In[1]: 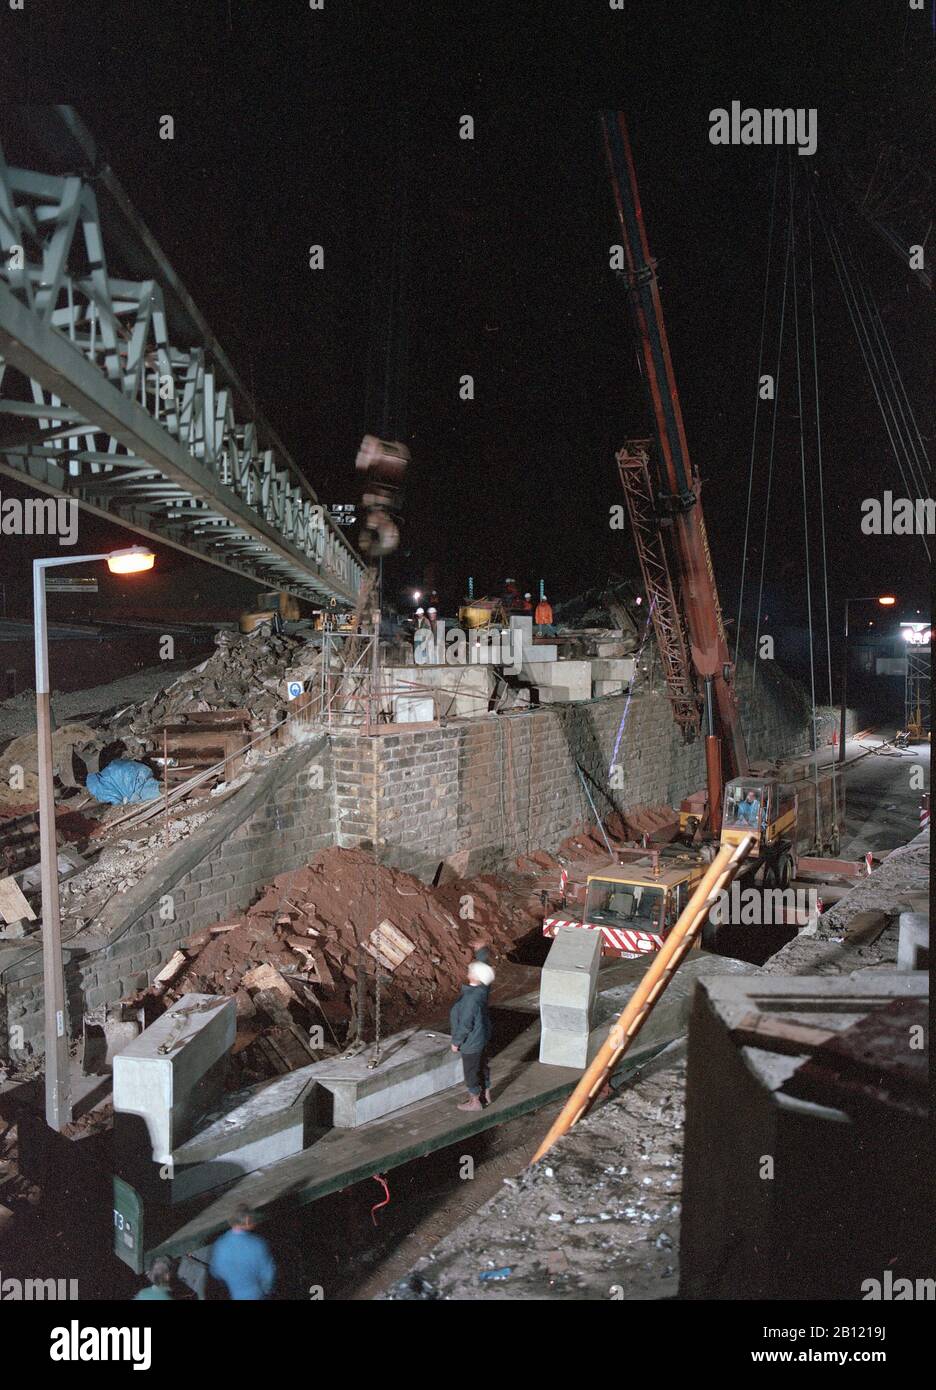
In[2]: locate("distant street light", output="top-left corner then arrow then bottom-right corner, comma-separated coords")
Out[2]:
839,595 -> 898,765
34,546 -> 155,1131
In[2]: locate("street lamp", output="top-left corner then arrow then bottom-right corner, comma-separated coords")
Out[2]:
34,545 -> 154,1131
838,595 -> 896,765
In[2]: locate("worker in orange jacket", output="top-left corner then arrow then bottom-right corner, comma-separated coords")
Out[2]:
534,595 -> 554,631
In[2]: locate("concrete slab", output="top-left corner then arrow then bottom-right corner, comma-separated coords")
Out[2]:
524,644 -> 557,662
897,912 -> 929,970
591,658 -> 636,682
394,695 -> 436,722
166,1066 -> 321,1203
509,615 -> 533,642
113,994 -> 235,1165
680,971 -> 930,1300
381,665 -> 493,719
522,660 -> 592,702
310,1028 -> 462,1127
540,926 -> 601,1069
592,679 -> 624,697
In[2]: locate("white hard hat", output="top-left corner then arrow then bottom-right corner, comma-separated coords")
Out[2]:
468,961 -> 495,986
428,606 -> 437,615
415,607 -> 425,615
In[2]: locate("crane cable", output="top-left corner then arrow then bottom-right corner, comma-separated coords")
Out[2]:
849,239 -> 930,500
806,193 -> 839,839
789,160 -> 824,833
751,168 -> 794,694
813,191 -> 932,562
735,151 -> 781,669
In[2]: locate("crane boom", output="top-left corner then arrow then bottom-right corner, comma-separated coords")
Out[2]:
602,112 -> 749,822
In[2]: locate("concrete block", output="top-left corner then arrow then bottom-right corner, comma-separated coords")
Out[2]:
523,660 -> 592,702
897,912 -> 929,971
524,644 -> 557,662
539,925 -> 601,1069
591,657 -> 636,682
166,1066 -> 320,1203
593,679 -> 625,697
395,695 -> 436,722
680,971 -> 929,1300
509,615 -> 533,642
310,1027 -> 462,1126
113,994 -> 235,1165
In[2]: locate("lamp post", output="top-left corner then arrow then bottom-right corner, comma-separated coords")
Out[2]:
838,594 -> 896,765
34,545 -> 154,1130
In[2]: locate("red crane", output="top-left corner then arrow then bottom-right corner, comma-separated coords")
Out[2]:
602,112 -> 749,831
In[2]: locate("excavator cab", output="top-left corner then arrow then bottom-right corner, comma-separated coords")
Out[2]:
721,776 -> 797,885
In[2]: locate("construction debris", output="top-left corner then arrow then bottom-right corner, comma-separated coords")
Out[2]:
120,845 -> 549,1085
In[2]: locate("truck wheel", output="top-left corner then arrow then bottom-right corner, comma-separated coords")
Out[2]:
777,852 -> 793,889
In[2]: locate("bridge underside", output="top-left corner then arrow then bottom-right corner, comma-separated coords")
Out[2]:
0,106 -> 363,605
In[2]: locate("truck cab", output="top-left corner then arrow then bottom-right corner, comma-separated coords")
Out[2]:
543,855 -> 707,959
720,776 -> 797,885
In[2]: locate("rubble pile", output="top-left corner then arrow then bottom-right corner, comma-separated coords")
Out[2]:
125,846 -> 545,1084
103,629 -> 322,758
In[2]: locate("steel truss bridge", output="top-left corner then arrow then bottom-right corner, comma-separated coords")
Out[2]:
0,106 -> 364,604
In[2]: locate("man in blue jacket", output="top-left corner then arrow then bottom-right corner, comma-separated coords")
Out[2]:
209,1204 -> 276,1300
450,960 -> 495,1111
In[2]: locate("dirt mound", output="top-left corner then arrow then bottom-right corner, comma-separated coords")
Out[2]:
130,846 -> 545,1083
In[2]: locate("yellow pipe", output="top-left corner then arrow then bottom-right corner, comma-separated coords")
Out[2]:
530,834 -> 754,1164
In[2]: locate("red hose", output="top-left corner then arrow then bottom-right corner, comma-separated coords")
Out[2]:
370,1173 -> 390,1226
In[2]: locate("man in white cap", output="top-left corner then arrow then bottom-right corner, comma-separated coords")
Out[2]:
449,959 -> 495,1110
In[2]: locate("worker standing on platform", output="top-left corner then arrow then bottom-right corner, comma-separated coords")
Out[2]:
209,1205 -> 276,1300
450,960 -> 495,1111
534,594 -> 554,632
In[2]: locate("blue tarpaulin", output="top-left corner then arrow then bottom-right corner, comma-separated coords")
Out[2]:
86,758 -> 161,805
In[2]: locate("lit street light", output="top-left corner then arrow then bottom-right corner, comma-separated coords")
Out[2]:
838,595 -> 897,765
34,545 -> 155,1131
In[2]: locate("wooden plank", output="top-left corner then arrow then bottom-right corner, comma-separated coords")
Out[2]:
242,962 -> 293,1002
362,919 -> 415,972
731,1010 -> 836,1056
153,950 -> 187,989
0,876 -> 35,925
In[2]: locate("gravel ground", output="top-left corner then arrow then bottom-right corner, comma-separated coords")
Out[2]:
382,831 -> 928,1301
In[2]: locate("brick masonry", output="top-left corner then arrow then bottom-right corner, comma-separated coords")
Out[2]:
335,660 -> 859,877
1,736 -> 333,1060
0,662 -> 859,1059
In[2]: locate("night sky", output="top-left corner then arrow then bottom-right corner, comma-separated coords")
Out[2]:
3,1 -> 932,659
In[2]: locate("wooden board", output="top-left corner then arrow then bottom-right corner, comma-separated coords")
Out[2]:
363,919 -> 415,972
0,876 -> 35,925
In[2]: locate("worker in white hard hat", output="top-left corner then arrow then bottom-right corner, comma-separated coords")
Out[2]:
427,605 -> 439,639
450,959 -> 495,1111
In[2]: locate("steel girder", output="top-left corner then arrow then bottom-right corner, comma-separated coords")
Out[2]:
0,132 -> 364,603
